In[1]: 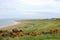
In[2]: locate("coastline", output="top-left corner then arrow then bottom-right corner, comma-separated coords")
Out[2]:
0,21 -> 28,30
0,21 -> 21,28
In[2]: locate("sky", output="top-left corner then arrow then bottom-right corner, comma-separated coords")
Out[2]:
0,0 -> 60,19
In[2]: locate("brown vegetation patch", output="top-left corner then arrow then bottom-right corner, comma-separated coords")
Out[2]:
0,28 -> 60,38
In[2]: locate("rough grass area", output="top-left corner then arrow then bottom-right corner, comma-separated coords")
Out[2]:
1,34 -> 60,40
0,19 -> 60,40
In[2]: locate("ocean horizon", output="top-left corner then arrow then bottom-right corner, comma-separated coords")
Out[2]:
0,19 -> 16,28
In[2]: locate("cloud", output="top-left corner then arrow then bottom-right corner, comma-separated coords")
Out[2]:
55,0 -> 60,1
22,0 -> 51,5
23,0 -> 60,13
0,0 -> 16,8
0,0 -> 60,19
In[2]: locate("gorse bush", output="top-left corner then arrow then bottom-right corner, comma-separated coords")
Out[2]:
0,28 -> 60,38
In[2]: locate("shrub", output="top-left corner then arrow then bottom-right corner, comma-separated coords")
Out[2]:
12,29 -> 19,33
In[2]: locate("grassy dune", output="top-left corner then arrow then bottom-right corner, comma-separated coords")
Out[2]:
0,19 -> 60,40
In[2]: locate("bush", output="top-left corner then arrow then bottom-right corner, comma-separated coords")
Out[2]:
12,29 -> 19,33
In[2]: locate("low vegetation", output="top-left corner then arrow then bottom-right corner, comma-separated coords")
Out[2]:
0,19 -> 60,40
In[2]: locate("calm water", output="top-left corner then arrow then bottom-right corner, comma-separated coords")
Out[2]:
0,19 -> 15,28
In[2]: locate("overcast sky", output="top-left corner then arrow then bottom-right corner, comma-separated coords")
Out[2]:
0,0 -> 60,19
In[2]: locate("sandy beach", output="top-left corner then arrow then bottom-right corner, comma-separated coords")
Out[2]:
0,21 -> 21,28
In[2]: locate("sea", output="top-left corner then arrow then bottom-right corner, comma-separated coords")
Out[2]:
0,19 -> 16,28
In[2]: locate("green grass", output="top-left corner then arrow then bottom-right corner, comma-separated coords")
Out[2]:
21,20 -> 60,32
2,34 -> 60,40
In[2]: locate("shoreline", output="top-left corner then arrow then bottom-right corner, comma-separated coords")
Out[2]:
0,21 -> 21,28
